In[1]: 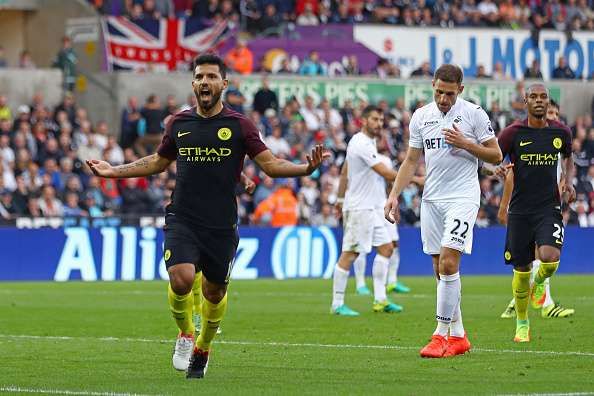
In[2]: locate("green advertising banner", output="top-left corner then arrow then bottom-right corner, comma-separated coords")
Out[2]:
238,76 -> 561,113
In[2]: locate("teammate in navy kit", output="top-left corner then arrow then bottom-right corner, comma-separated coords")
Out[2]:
497,83 -> 575,342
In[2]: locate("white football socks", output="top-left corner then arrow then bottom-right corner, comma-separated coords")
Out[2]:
332,265 -> 349,310
434,272 -> 461,337
387,247 -> 400,285
353,253 -> 367,289
372,254 -> 390,302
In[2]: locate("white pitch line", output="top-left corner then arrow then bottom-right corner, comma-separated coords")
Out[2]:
498,393 -> 594,396
0,385 -> 161,396
1,334 -> 594,357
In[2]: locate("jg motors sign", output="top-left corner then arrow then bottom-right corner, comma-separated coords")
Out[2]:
354,26 -> 594,81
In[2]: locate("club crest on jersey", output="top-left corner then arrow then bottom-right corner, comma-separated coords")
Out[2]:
454,115 -> 462,124
217,127 -> 232,141
164,249 -> 171,261
553,137 -> 562,149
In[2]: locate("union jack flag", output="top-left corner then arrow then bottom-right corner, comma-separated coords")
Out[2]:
101,17 -> 231,71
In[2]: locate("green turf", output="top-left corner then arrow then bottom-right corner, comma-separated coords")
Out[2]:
1,275 -> 593,395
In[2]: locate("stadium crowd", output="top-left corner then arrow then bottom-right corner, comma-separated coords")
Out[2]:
1,80 -> 594,227
90,0 -> 594,33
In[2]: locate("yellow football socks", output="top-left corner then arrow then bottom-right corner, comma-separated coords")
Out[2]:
534,260 -> 559,284
167,284 -> 194,335
193,272 -> 202,314
512,269 -> 531,321
196,293 -> 228,351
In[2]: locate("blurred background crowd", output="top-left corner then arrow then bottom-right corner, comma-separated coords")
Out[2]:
89,0 -> 594,33
1,79 -> 594,227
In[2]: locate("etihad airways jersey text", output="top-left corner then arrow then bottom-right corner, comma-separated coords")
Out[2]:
157,106 -> 267,229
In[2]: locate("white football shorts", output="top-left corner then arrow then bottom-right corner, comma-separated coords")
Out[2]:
420,201 -> 479,255
342,209 -> 392,253
380,209 -> 399,242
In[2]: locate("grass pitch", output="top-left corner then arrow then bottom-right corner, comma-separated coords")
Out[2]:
1,275 -> 593,395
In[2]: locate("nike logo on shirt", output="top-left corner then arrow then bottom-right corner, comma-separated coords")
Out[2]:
177,131 -> 191,137
519,141 -> 533,146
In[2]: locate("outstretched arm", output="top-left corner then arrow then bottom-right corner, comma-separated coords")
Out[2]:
253,145 -> 329,178
384,146 -> 422,223
86,153 -> 173,178
498,169 -> 514,225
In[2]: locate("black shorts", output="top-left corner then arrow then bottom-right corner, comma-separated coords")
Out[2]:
163,216 -> 239,284
504,210 -> 564,266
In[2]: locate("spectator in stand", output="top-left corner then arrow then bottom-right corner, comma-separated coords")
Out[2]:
252,179 -> 298,226
475,64 -> 491,78
310,202 -> 338,226
253,75 -> 278,115
296,3 -> 319,25
410,61 -> 432,77
510,80 -> 527,120
0,95 -> 12,121
18,50 -> 36,69
524,59 -> 543,79
63,191 -> 86,216
300,95 -> 321,132
552,56 -> 577,79
136,94 -> 164,156
332,3 -> 354,23
52,37 -> 78,92
225,77 -> 246,114
492,61 -> 509,80
120,96 -> 141,149
265,126 -> 291,157
299,51 -> 326,76
253,175 -> 275,206
225,39 -> 254,75
37,185 -> 63,217
259,4 -> 281,33
344,55 -> 360,76
120,177 -> 150,214
54,91 -> 77,126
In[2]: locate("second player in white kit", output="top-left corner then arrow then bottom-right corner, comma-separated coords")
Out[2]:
331,106 -> 401,316
384,64 -> 502,357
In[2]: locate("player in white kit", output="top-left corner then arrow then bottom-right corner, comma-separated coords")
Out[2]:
332,106 -> 401,316
352,146 -> 411,305
384,65 -> 503,357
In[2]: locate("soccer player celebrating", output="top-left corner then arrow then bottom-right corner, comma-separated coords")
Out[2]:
332,106 -> 401,316
499,99 -> 575,319
384,64 -> 502,357
87,54 -> 327,379
497,84 -> 575,342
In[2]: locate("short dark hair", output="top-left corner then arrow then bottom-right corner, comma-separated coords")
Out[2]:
362,105 -> 382,119
434,64 -> 463,85
193,53 -> 227,79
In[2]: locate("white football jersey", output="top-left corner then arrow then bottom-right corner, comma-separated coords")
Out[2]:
344,132 -> 384,210
409,98 -> 495,204
374,153 -> 393,209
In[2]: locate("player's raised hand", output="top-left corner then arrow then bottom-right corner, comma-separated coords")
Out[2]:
86,159 -> 116,178
494,163 -> 514,180
384,194 -> 400,224
443,124 -> 470,150
306,144 -> 331,174
244,178 -> 256,194
334,201 -> 343,220
562,183 -> 576,204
